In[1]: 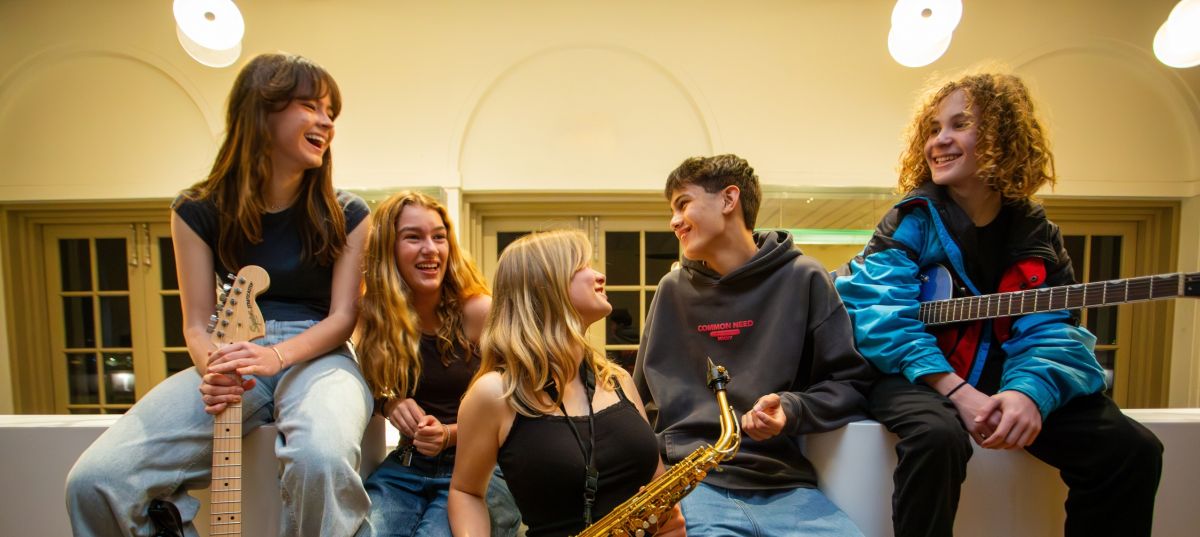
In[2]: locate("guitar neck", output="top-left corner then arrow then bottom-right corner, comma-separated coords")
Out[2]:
919,272 -> 1199,326
210,401 -> 243,536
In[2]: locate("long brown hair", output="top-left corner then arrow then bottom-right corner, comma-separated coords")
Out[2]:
475,230 -> 621,417
357,191 -> 489,399
178,53 -> 347,270
898,72 -> 1056,200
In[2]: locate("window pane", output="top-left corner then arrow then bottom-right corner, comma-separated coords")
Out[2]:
159,237 -> 178,290
645,232 -> 678,285
1062,235 -> 1085,281
59,239 -> 92,291
605,232 -> 639,285
1088,306 -> 1119,345
95,239 -> 129,291
69,408 -> 101,414
162,295 -> 185,347
1089,236 -> 1122,281
103,353 -> 136,405
606,291 -> 640,345
67,353 -> 99,404
63,296 -> 95,348
100,297 -> 132,347
498,232 -> 529,257
166,351 -> 193,376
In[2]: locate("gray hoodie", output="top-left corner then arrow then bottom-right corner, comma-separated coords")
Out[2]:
634,230 -> 875,490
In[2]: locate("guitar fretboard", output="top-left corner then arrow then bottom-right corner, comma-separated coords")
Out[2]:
210,401 -> 242,536
919,272 -> 1199,326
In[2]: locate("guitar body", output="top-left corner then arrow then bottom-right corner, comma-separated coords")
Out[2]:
918,264 -> 955,303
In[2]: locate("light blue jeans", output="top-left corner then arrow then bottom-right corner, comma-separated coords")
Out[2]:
679,482 -> 864,537
356,449 -> 521,537
66,319 -> 373,537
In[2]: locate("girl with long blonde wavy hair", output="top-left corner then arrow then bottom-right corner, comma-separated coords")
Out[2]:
449,230 -> 685,537
355,191 -> 519,537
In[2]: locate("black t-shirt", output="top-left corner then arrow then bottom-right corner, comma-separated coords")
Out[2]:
172,190 -> 369,321
973,207 -> 1012,294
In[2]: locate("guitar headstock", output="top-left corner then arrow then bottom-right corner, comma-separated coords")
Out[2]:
207,265 -> 270,346
1186,272 -> 1200,298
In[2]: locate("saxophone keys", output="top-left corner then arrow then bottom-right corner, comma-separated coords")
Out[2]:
635,530 -> 645,537
648,514 -> 658,525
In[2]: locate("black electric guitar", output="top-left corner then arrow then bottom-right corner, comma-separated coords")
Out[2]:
917,264 -> 1199,325
150,266 -> 270,537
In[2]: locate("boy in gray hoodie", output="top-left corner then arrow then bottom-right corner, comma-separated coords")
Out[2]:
634,154 -> 875,536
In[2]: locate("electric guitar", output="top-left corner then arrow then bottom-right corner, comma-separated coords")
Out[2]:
150,266 -> 270,536
917,264 -> 1199,325
206,266 -> 270,537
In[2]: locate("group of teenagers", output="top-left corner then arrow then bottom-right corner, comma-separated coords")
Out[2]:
64,52 -> 1164,537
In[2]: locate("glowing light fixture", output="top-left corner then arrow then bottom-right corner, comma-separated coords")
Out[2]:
1154,0 -> 1200,68
173,0 -> 245,68
888,0 -> 963,68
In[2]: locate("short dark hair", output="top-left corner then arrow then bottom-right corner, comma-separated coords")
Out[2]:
665,154 -> 761,230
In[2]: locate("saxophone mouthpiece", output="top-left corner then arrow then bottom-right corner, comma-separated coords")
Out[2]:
705,356 -> 730,391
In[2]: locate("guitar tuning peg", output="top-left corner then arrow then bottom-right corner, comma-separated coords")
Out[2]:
216,330 -> 225,338
225,273 -> 236,281
209,314 -> 219,324
224,308 -> 233,316
233,287 -> 242,295
221,283 -> 232,293
237,276 -> 246,284
229,298 -> 238,305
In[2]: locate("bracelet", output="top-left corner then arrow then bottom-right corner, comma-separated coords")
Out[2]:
270,346 -> 287,371
945,380 -> 969,399
439,423 -> 451,453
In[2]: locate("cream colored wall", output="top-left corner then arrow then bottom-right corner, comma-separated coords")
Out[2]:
1171,195 -> 1200,407
1,0 -> 1198,410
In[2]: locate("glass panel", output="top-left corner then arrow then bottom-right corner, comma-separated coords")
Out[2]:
605,232 -> 639,285
59,239 -> 92,291
498,232 -> 529,257
69,408 -> 101,414
645,232 -> 678,285
103,353 -> 136,405
106,408 -> 129,415
1089,236 -> 1122,281
1088,306 -> 1119,345
1062,235 -> 1085,281
67,353 -> 99,404
95,238 -> 129,291
159,237 -> 178,290
607,349 -> 637,372
100,297 -> 132,347
166,351 -> 193,376
1087,236 -> 1121,344
63,296 -> 95,348
606,291 -> 640,345
162,295 -> 185,347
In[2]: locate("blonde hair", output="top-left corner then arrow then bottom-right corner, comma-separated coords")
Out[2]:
476,229 -> 621,416
897,71 -> 1056,200
357,191 -> 489,399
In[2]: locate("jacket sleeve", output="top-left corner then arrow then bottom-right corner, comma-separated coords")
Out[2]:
835,211 -> 954,383
998,232 -> 1106,418
633,291 -> 656,409
779,270 -> 876,436
999,311 -> 1104,418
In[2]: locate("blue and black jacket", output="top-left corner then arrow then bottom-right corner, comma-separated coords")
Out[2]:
834,183 -> 1105,418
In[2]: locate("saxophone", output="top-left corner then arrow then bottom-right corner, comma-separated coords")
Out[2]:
575,358 -> 740,537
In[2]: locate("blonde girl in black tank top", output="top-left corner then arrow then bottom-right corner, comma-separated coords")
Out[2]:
355,191 -> 519,537
448,230 -> 686,537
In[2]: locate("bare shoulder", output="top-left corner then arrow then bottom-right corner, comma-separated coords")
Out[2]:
463,294 -> 493,323
613,367 -> 636,393
463,370 -> 506,408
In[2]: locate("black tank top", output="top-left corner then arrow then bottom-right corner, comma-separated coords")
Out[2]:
497,382 -> 659,537
411,333 -> 477,424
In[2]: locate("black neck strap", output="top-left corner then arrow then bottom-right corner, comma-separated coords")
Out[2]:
548,360 -> 598,525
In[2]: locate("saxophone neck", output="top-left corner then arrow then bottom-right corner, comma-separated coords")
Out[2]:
707,359 -> 741,456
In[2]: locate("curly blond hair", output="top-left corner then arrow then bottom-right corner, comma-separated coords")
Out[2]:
897,72 -> 1056,200
357,191 -> 489,400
